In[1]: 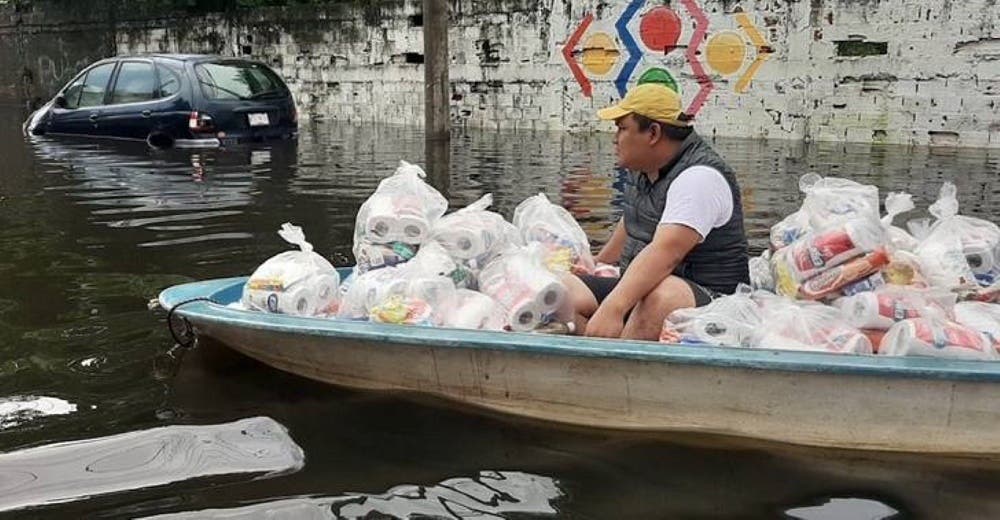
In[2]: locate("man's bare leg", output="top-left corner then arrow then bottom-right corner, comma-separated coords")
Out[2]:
621,276 -> 697,341
560,274 -> 598,335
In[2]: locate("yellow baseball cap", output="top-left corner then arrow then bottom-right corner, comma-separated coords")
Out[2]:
597,83 -> 687,126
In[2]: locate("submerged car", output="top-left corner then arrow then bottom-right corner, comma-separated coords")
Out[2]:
24,54 -> 297,148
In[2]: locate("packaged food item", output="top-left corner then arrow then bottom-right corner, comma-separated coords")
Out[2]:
796,248 -> 890,300
879,318 -> 998,360
242,223 -> 341,317
771,218 -> 886,297
834,287 -> 954,330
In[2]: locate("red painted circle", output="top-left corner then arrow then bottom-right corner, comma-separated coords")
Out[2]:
639,6 -> 682,53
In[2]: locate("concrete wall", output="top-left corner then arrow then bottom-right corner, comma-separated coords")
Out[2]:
2,0 -> 999,147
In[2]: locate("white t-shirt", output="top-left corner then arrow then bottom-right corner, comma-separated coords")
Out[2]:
658,165 -> 734,241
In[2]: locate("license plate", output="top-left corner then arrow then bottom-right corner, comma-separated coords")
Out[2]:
248,113 -> 270,127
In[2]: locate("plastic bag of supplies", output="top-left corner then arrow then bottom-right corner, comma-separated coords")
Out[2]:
352,161 -> 448,273
513,193 -> 596,275
478,244 -> 567,332
432,194 -> 522,272
915,182 -> 1000,289
659,287 -> 763,347
242,223 -> 341,316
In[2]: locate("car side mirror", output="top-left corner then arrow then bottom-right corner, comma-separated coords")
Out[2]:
54,95 -> 67,108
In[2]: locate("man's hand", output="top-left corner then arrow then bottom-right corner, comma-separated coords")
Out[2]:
585,303 -> 626,338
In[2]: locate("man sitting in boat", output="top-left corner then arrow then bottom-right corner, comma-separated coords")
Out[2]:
563,83 -> 750,340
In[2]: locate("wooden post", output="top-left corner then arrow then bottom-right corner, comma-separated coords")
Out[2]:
423,0 -> 451,192
423,0 -> 450,141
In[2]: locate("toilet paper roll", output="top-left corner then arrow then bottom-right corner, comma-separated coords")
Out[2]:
439,228 -> 491,260
505,298 -> 541,332
278,284 -> 319,316
836,293 -> 893,330
528,279 -> 566,313
312,273 -> 341,314
964,242 -> 995,275
398,215 -> 431,244
365,215 -> 401,243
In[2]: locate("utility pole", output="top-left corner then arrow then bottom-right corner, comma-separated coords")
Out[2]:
423,0 -> 451,194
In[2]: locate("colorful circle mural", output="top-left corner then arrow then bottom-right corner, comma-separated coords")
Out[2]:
706,31 -> 746,76
639,6 -> 683,53
580,32 -> 620,76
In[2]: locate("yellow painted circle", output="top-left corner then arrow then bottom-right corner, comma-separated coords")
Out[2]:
581,32 -> 620,76
706,32 -> 746,76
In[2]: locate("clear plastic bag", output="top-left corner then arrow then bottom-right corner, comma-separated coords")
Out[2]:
833,287 -> 955,330
748,250 -> 775,292
915,182 -> 1000,289
755,299 -> 873,355
881,192 -> 920,252
799,173 -> 881,231
769,210 -> 811,251
878,317 -> 998,360
770,217 -> 887,297
438,289 -> 508,331
338,261 -> 457,326
354,242 -> 419,274
953,302 -> 1000,348
432,194 -> 523,272
242,223 -> 341,316
512,193 -> 596,275
407,241 -> 475,288
337,265 -> 409,320
659,286 -> 763,347
353,161 -> 448,263
479,244 -> 567,332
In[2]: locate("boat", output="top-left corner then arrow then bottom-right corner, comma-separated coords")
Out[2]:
158,269 -> 1000,459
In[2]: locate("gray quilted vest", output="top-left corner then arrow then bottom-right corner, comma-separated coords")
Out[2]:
619,132 -> 749,295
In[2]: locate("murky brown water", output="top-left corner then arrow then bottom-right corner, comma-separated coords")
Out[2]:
2,104 -> 1000,518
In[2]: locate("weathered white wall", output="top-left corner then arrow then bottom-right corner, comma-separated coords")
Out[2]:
101,0 -> 1000,147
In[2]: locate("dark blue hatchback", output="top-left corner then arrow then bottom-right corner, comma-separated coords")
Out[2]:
24,54 -> 297,148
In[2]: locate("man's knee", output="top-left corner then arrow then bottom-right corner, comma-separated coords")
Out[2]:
639,276 -> 696,318
561,273 -> 598,317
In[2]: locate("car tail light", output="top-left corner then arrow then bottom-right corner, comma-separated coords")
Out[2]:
188,111 -> 214,133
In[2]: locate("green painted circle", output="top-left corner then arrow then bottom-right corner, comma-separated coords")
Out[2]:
637,67 -> 679,93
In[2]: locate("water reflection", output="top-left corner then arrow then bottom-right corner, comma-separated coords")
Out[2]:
142,470 -> 561,520
0,416 -> 302,514
785,497 -> 900,519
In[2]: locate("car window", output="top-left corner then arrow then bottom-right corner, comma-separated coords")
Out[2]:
157,65 -> 182,98
62,76 -> 86,109
78,63 -> 116,108
195,61 -> 288,100
111,61 -> 156,104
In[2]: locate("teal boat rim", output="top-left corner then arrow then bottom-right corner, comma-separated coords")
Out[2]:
158,275 -> 1000,383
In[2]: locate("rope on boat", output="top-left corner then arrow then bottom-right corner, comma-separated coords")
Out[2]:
165,297 -> 214,348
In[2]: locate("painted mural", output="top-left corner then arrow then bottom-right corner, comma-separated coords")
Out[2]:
562,1 -> 774,117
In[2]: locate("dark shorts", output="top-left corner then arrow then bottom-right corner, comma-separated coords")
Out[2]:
579,274 -> 716,309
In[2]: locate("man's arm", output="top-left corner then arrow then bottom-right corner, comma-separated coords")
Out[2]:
585,223 -> 701,338
595,218 -> 627,265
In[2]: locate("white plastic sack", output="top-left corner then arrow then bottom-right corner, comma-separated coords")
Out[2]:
242,223 -> 341,316
879,317 -> 998,360
512,193 -> 596,275
915,183 -> 1000,289
881,192 -> 920,252
755,299 -> 873,355
769,210 -> 811,251
352,161 -> 448,266
799,173 -> 881,231
438,289 -> 508,331
748,250 -> 775,292
432,194 -> 522,272
338,262 -> 457,325
479,244 -> 567,332
659,287 -> 763,347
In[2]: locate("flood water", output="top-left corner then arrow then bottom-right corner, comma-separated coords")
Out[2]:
2,103 -> 1000,518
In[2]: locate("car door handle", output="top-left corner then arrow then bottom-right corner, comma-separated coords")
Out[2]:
141,110 -> 151,118
88,113 -> 99,121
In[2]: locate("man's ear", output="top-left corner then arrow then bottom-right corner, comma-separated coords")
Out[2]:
647,122 -> 662,145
